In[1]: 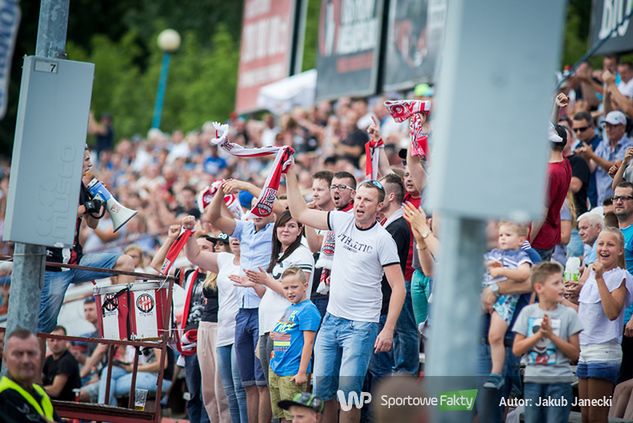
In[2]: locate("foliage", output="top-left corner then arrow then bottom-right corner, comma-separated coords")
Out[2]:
0,0 -> 600,155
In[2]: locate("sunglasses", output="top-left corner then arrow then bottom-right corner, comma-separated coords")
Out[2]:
573,126 -> 589,133
613,195 -> 633,202
359,179 -> 385,192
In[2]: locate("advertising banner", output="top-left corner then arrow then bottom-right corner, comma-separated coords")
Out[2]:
316,0 -> 384,101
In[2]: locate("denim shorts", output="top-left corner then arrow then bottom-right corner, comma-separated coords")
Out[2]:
577,342 -> 622,384
576,361 -> 621,384
312,313 -> 379,401
38,253 -> 119,333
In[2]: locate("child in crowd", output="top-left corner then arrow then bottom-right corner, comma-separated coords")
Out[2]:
483,222 -> 533,389
512,262 -> 582,423
268,267 -> 321,422
576,228 -> 633,423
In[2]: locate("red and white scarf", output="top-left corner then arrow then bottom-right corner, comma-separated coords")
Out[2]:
197,180 -> 243,219
211,123 -> 294,217
364,138 -> 384,180
384,99 -> 431,158
160,228 -> 194,276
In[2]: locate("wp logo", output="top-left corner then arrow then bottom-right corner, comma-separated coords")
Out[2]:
337,390 -> 372,411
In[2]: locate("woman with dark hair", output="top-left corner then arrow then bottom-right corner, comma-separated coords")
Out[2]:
244,210 -> 315,381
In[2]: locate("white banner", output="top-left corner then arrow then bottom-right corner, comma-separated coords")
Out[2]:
0,0 -> 21,119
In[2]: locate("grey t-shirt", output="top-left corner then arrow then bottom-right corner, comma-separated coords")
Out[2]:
512,303 -> 583,384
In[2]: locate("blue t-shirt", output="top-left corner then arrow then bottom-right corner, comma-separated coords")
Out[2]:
621,224 -> 633,322
269,300 -> 321,377
203,156 -> 227,175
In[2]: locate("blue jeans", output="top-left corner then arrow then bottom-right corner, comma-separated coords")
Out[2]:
97,366 -> 171,406
38,253 -> 119,332
523,382 -> 572,423
234,308 -> 266,386
312,296 -> 329,323
185,354 -> 210,423
369,314 -> 392,381
313,313 -> 379,400
217,344 -> 248,423
393,281 -> 419,375
475,341 -> 521,423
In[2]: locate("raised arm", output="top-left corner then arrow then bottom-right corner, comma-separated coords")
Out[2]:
285,166 -> 329,231
182,216 -> 220,273
406,147 -> 425,194
149,224 -> 181,272
223,178 -> 286,215
203,182 -> 237,235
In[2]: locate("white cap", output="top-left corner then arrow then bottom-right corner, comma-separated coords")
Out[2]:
605,110 -> 627,126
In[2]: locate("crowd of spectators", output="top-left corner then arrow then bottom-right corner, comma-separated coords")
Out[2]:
7,54 -> 633,423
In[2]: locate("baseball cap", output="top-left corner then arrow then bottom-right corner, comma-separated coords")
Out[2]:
605,110 -> 627,126
278,392 -> 324,413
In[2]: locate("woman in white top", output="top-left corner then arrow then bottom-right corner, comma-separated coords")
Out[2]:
576,228 -> 633,423
241,210 -> 314,382
183,217 -> 247,423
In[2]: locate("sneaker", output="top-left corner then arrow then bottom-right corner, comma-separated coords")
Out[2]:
483,373 -> 505,389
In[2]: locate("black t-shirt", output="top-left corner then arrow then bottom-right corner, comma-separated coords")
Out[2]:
42,350 -> 81,401
342,129 -> 369,166
46,183 -> 91,271
0,379 -> 61,422
175,268 -> 216,329
380,216 -> 411,315
568,154 -> 590,216
202,282 -> 219,323
96,126 -> 114,152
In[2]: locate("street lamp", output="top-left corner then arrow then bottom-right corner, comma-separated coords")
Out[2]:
151,29 -> 181,129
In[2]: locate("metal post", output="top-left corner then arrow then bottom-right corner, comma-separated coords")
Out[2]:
151,52 -> 171,129
426,216 -> 486,422
4,0 -> 69,342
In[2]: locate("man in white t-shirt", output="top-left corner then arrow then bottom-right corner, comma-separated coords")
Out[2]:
286,166 -> 405,423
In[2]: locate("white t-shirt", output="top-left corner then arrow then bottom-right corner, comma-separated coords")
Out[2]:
327,211 -> 400,322
216,252 -> 242,347
258,245 -> 314,336
619,78 -> 633,98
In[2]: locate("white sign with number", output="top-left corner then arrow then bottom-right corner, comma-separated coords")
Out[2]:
0,0 -> 21,119
34,60 -> 59,74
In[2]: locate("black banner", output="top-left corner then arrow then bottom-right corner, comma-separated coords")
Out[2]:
383,0 -> 446,91
589,0 -> 633,56
316,0 -> 384,101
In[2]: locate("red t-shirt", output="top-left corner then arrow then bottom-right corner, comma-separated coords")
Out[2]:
403,193 -> 421,280
532,159 -> 572,250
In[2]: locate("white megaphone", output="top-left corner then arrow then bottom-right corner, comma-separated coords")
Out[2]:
86,178 -> 138,232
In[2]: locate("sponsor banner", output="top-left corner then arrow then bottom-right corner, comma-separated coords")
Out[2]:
236,0 -> 297,113
316,0 -> 385,100
589,0 -> 633,55
0,0 -> 21,119
383,0 -> 446,91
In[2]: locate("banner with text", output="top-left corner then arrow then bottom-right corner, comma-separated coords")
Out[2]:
236,0 -> 297,113
383,0 -> 446,91
316,0 -> 384,101
589,0 -> 633,56
0,0 -> 21,119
